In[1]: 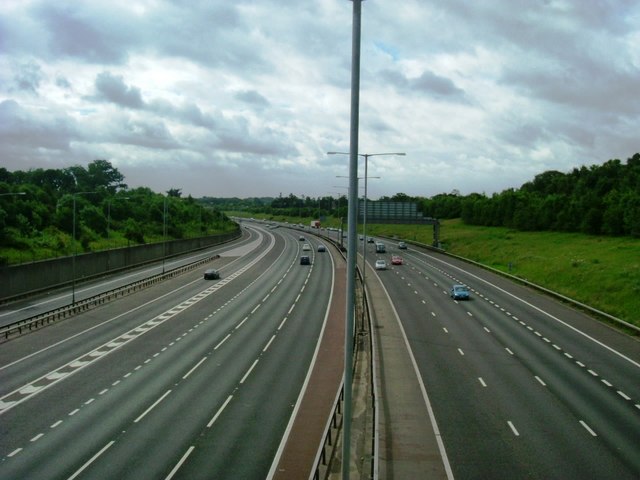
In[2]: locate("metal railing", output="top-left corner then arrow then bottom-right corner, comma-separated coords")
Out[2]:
1,255 -> 220,342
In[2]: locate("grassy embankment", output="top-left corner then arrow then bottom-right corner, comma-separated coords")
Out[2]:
234,213 -> 639,329
1,223 -> 238,265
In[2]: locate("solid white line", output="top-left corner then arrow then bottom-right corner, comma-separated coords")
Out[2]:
207,395 -> 233,428
183,357 -> 207,379
240,359 -> 259,384
580,420 -> 597,436
134,390 -> 171,423
214,334 -> 231,350
67,440 -> 115,480
508,421 -> 520,436
165,446 -> 195,480
267,249 -> 339,480
376,282 -> 460,480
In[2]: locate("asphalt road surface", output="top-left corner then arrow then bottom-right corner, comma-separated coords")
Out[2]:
369,239 -> 640,479
0,225 -> 336,479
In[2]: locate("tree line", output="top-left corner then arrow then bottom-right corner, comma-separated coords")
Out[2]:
211,153 -> 640,238
421,153 -> 640,237
0,160 -> 235,264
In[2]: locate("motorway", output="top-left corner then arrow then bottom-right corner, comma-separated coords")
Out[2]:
0,225 -> 336,479
368,239 -> 640,479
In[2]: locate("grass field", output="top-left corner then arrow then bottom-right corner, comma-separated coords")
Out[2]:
232,213 -> 639,329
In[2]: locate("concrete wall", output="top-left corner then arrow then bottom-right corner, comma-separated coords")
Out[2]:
0,229 -> 240,302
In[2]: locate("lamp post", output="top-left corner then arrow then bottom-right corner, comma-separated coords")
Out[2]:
0,192 -> 27,197
162,196 -> 168,274
71,191 -> 97,304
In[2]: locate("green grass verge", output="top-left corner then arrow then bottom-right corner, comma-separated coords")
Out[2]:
368,219 -> 639,329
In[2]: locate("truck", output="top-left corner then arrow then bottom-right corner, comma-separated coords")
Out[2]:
375,242 -> 386,253
310,220 -> 321,228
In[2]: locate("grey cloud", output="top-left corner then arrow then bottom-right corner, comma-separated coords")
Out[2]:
502,67 -> 640,116
13,61 -> 44,94
94,72 -> 145,109
113,117 -> 181,150
0,99 -> 77,151
234,90 -> 270,109
150,99 -> 217,129
35,3 -> 134,64
380,69 -> 467,102
55,75 -> 71,89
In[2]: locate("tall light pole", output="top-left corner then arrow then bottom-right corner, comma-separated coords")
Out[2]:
71,191 -> 96,304
162,196 -> 168,274
342,1 -> 363,477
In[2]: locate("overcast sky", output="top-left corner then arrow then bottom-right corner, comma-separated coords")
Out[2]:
1,1 -> 639,199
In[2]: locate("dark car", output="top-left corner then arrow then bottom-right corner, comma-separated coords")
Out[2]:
450,284 -> 470,300
204,268 -> 220,280
317,244 -> 326,252
300,255 -> 311,265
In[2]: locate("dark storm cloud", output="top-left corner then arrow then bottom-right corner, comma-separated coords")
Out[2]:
11,61 -> 44,94
380,69 -> 467,102
234,90 -> 270,109
34,3 -> 134,63
94,72 -> 145,109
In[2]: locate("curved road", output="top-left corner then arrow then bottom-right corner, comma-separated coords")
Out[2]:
0,225 -> 336,479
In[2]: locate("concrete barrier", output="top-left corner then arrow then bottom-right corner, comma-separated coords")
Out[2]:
0,229 -> 240,302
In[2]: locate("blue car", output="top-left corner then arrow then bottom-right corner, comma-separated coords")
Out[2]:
450,284 -> 470,300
